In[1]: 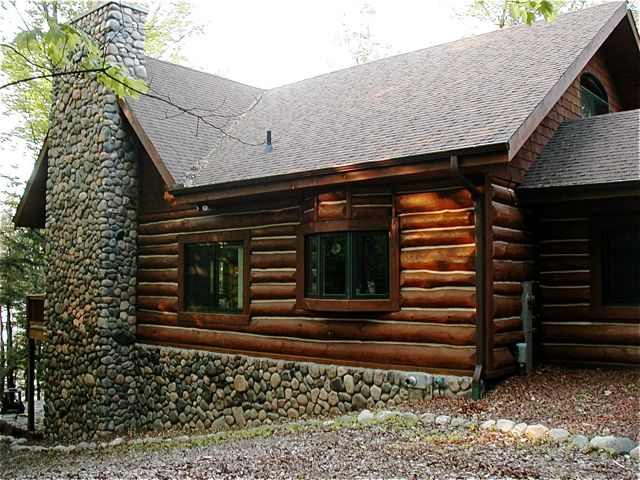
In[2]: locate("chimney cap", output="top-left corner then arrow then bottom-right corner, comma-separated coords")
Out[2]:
72,0 -> 148,24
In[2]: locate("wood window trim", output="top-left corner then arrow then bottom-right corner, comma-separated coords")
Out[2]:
177,230 -> 251,326
590,214 -> 640,320
296,218 -> 400,312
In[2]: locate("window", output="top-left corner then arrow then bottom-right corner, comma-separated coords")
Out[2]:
178,231 -> 250,325
590,215 -> 640,319
305,231 -> 389,299
297,218 -> 399,312
601,227 -> 640,306
581,74 -> 609,117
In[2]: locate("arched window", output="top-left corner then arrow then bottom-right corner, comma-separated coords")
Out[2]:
581,74 -> 609,117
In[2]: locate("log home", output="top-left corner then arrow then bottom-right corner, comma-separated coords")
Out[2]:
14,1 -> 640,440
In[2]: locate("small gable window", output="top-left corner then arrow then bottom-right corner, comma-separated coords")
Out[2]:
580,74 -> 609,117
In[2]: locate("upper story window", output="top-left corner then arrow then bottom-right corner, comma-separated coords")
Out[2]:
581,74 -> 609,117
178,230 -> 250,325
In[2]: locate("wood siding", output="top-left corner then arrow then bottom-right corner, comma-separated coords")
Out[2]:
502,50 -> 623,184
535,200 -> 640,367
137,157 -> 479,374
488,181 -> 536,375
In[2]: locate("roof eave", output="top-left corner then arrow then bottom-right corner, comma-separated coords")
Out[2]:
506,1 -> 630,161
13,138 -> 48,228
517,179 -> 640,204
170,142 -> 510,204
118,98 -> 178,188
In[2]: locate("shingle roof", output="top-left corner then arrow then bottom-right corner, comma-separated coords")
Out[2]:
128,58 -> 263,183
126,2 -> 627,188
521,109 -> 640,189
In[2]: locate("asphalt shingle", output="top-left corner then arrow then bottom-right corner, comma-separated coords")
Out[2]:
521,109 -> 640,189
126,2 -> 626,188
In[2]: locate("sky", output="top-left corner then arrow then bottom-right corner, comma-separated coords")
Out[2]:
0,0 -> 495,188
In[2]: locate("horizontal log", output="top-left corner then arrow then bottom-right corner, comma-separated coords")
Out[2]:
251,225 -> 298,237
251,237 -> 297,252
493,241 -> 535,260
250,301 -> 298,317
138,206 -> 201,224
494,296 -> 521,318
493,347 -> 517,370
351,195 -> 392,206
538,221 -> 588,240
136,325 -> 477,370
318,192 -> 346,202
494,331 -> 524,347
539,287 -> 590,304
493,202 -> 527,230
541,344 -> 640,365
137,314 -> 477,345
401,245 -> 475,271
493,261 -> 535,282
539,270 -> 590,286
251,252 -> 297,269
381,308 -> 475,324
401,271 -> 475,289
491,184 -> 518,205
251,270 -> 297,284
318,202 -> 346,219
492,226 -> 532,244
400,210 -> 474,230
138,234 -> 178,246
493,282 -> 523,295
493,317 -> 523,333
396,190 -> 473,214
138,244 -> 178,256
139,209 -> 300,236
138,308 -> 177,322
539,241 -> 589,255
138,282 -> 177,297
539,256 -> 590,271
401,229 -> 475,248
251,284 -> 297,300
539,305 -> 590,322
138,255 -> 177,269
352,206 -> 392,219
137,295 -> 177,312
138,269 -> 178,283
541,323 -> 640,346
401,289 -> 475,309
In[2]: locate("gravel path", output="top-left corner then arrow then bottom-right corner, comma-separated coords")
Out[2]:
2,366 -> 638,479
3,423 -> 637,479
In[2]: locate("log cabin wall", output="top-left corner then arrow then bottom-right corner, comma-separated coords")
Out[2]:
136,154 -> 480,376
535,200 -> 640,367
488,181 -> 536,376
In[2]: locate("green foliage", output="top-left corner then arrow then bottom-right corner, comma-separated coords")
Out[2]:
338,2 -> 391,65
465,0 -> 601,28
0,0 -> 203,153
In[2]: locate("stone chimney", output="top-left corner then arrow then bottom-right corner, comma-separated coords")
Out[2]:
44,1 -> 146,440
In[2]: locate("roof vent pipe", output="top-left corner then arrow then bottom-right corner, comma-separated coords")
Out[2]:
265,130 -> 273,153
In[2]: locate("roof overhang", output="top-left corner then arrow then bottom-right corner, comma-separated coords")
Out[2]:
168,144 -> 510,205
518,180 -> 640,204
507,2 -> 634,160
13,138 -> 48,228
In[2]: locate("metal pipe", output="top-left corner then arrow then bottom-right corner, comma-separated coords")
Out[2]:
450,155 -> 485,400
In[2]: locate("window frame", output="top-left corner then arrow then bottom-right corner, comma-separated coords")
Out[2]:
590,214 -> 640,320
580,73 -> 609,118
296,218 -> 399,312
178,230 -> 251,326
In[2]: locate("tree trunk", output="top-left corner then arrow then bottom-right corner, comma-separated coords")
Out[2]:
6,303 -> 15,389
0,306 -> 5,393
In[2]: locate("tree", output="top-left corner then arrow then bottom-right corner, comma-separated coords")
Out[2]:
0,0 -> 204,153
463,0 -> 603,29
338,2 -> 391,65
0,173 -> 45,393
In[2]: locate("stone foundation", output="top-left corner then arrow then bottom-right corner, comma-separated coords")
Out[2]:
136,345 -> 472,431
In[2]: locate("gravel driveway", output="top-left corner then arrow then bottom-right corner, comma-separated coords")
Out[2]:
2,366 -> 638,479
